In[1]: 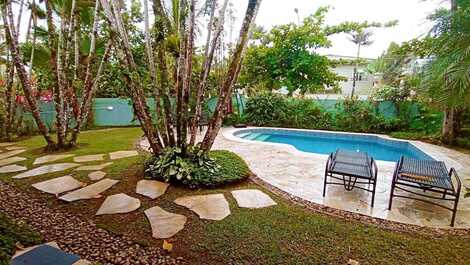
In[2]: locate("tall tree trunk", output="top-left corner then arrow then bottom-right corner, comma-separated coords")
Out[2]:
175,0 -> 188,148
28,0 -> 37,78
351,44 -> 361,98
189,0 -> 228,145
201,0 -> 262,151
2,0 -> 55,148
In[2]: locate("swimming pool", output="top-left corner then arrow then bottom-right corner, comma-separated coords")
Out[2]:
234,128 -> 434,162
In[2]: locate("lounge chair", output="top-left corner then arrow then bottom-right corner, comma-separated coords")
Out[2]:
388,156 -> 461,227
323,149 -> 378,207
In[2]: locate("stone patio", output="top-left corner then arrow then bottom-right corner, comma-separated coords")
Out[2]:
142,127 -> 470,228
145,206 -> 187,239
96,193 -> 141,215
174,194 -> 231,221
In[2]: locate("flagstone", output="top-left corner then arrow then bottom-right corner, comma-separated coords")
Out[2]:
174,194 -> 230,221
0,149 -> 27,160
0,164 -> 27,173
13,163 -> 80,179
33,154 -> 75,165
59,178 -> 119,202
0,142 -> 15,147
88,171 -> 106,181
136,180 -> 169,199
5,146 -> 25,151
96,193 -> 141,215
74,162 -> 113,171
144,206 -> 186,239
0,156 -> 26,166
231,189 -> 277,209
73,154 -> 105,163
109,150 -> 139,160
32,176 -> 85,195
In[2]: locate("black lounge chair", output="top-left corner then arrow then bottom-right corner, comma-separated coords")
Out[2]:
388,156 -> 461,227
323,149 -> 378,207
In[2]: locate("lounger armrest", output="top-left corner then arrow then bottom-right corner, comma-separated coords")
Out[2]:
449,168 -> 461,194
370,158 -> 378,180
326,153 -> 333,172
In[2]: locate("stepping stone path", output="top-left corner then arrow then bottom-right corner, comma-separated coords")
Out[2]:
33,154 -> 75,165
174,194 -> 230,221
73,154 -> 105,163
136,180 -> 169,199
145,206 -> 187,239
88,171 -> 106,181
32,176 -> 85,195
96,193 -> 141,215
109,150 -> 139,160
0,156 -> 26,167
13,163 -> 80,179
231,189 -> 277,209
0,142 -> 15,147
0,164 -> 27,173
5,146 -> 25,151
74,162 -> 113,171
0,149 -> 26,160
59,178 -> 119,202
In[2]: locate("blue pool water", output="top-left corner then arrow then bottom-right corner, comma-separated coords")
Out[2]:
235,129 -> 433,162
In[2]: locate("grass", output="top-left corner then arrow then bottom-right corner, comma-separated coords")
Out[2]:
0,213 -> 42,264
1,128 -> 470,264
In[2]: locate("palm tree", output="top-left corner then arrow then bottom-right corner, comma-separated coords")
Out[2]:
348,29 -> 374,97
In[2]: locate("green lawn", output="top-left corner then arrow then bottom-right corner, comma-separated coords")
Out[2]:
1,128 -> 469,265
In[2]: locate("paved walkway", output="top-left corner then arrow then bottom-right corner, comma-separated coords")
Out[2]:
142,127 -> 470,228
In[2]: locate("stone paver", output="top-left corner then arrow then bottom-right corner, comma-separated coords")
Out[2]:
174,194 -> 230,221
96,193 -> 141,215
0,156 -> 26,167
5,146 -> 25,151
13,163 -> 80,179
32,176 -> 85,195
59,178 -> 119,202
74,162 -> 113,171
33,154 -> 75,165
136,180 -> 169,199
88,171 -> 106,181
73,154 -> 105,163
109,150 -> 139,160
0,142 -> 15,147
0,149 -> 27,160
231,189 -> 277,209
144,206 -> 186,239
0,164 -> 27,173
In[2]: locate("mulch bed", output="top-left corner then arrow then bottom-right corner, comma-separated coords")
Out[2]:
249,175 -> 470,237
0,181 -> 184,265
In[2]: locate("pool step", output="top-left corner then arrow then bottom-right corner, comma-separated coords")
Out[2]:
237,133 -> 250,138
244,133 -> 261,140
256,134 -> 270,141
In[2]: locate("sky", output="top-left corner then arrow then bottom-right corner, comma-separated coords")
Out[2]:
229,0 -> 447,58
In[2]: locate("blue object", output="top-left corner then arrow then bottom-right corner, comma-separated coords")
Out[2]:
11,245 -> 81,265
234,128 -> 433,162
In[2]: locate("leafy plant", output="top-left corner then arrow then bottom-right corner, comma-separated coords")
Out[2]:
244,93 -> 288,127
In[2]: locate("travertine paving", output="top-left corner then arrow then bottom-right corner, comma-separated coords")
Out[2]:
13,163 -> 80,179
136,180 -> 169,199
74,162 -> 113,171
231,189 -> 277,209
60,178 -> 119,202
88,171 -> 106,181
0,156 -> 26,166
0,164 -> 27,173
33,154 -> 75,165
145,206 -> 187,239
96,193 -> 141,215
174,194 -> 230,221
73,154 -> 105,163
109,150 -> 139,160
0,149 -> 27,160
32,176 -> 85,195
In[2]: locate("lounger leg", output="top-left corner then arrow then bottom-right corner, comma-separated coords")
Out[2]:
450,195 -> 460,227
388,181 -> 395,210
323,173 -> 328,197
371,180 -> 376,208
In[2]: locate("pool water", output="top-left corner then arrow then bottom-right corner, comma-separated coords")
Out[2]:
235,129 -> 433,162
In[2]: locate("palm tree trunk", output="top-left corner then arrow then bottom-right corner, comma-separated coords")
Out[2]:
189,0 -> 228,145
2,1 -> 55,148
201,0 -> 262,151
351,44 -> 361,97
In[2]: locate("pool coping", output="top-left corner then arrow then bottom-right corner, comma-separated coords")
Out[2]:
223,127 -> 462,170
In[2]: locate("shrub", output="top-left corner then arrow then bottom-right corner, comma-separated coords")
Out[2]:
0,213 -> 42,263
144,147 -> 249,188
244,93 -> 288,127
284,98 -> 332,129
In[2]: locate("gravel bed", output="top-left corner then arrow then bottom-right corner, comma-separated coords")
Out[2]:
0,181 -> 183,265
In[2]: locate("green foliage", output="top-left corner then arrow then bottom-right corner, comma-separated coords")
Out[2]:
397,102 -> 443,134
0,213 -> 42,264
244,93 -> 288,127
144,147 -> 249,188
371,85 -> 411,103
